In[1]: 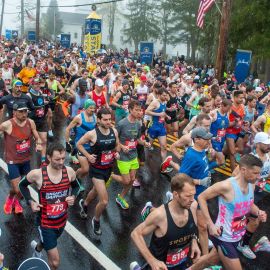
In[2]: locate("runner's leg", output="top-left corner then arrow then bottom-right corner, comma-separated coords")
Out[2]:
47,247 -> 60,270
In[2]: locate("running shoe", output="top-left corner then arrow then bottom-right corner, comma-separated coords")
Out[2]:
70,154 -> 79,164
160,156 -> 172,173
105,174 -> 113,188
203,266 -> 223,270
48,130 -> 54,137
130,261 -> 141,270
163,167 -> 173,173
92,217 -> 102,236
166,191 -> 173,202
116,194 -> 129,209
141,202 -> 153,221
237,243 -> 256,259
3,196 -> 14,215
31,240 -> 43,258
133,179 -> 141,188
79,199 -> 88,219
253,236 -> 270,253
14,198 -> 23,214
235,153 -> 241,163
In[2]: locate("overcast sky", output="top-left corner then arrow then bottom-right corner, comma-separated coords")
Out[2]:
2,0 -> 105,32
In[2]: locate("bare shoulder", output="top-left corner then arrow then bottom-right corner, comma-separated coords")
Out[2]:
27,168 -> 42,182
65,166 -> 76,181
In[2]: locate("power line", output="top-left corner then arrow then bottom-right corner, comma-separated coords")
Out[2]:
3,0 -> 124,14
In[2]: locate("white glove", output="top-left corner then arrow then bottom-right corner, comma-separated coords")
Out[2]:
199,176 -> 211,187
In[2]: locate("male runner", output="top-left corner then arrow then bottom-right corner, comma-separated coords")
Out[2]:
0,102 -> 42,214
187,84 -> 204,120
146,87 -> 170,170
198,154 -> 266,270
111,100 -> 150,209
131,173 -> 218,270
19,143 -> 80,270
252,99 -> 270,134
77,107 -> 119,235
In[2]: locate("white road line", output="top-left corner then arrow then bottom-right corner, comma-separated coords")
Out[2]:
0,158 -> 121,270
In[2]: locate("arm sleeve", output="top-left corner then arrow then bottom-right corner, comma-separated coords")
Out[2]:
18,176 -> 33,203
71,179 -> 80,197
27,96 -> 35,111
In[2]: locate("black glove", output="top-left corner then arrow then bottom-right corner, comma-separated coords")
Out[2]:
66,142 -> 72,153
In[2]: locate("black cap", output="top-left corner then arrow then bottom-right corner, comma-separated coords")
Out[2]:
13,102 -> 28,111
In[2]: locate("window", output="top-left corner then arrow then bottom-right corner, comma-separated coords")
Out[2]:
74,32 -> 78,39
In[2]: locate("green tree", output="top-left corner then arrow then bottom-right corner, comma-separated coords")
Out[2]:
122,0 -> 160,51
42,0 -> 63,39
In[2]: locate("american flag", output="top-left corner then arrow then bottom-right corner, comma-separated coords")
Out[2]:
197,0 -> 215,28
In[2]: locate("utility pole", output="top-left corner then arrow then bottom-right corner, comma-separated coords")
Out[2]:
36,0 -> 40,42
0,0 -> 5,38
215,0 -> 232,81
21,0 -> 24,37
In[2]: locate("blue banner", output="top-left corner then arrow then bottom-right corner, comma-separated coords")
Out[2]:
28,31 -> 36,41
5,30 -> 11,40
235,49 -> 252,83
60,34 -> 71,48
12,30 -> 18,39
140,42 -> 154,65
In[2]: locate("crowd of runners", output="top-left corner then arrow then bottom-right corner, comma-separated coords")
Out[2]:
0,39 -> 270,270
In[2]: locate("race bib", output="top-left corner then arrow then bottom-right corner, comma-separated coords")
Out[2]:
125,139 -> 137,150
166,243 -> 190,267
47,201 -> 67,219
138,94 -> 146,101
159,116 -> 165,123
36,107 -> 45,117
122,100 -> 129,110
231,215 -> 247,237
101,150 -> 115,165
16,139 -> 31,154
216,129 -> 226,142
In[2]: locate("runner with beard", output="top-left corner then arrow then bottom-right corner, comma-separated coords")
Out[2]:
19,143 -> 80,270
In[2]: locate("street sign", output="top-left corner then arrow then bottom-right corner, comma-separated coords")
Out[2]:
140,42 -> 154,65
5,30 -> 11,40
12,30 -> 18,39
27,31 -> 36,41
60,34 -> 71,48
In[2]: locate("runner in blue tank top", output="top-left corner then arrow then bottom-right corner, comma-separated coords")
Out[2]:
146,88 -> 171,172
65,99 -> 96,183
199,154 -> 266,270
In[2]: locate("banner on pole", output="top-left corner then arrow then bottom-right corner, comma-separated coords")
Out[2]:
27,31 -> 36,41
84,11 -> 102,55
5,30 -> 11,40
60,34 -> 71,48
235,49 -> 252,83
140,42 -> 154,65
12,30 -> 19,39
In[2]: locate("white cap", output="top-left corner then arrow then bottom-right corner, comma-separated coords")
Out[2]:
95,78 -> 104,87
186,75 -> 192,80
254,132 -> 270,144
255,87 -> 263,92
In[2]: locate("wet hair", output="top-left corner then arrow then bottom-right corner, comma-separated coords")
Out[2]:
157,87 -> 169,96
246,86 -> 255,94
81,68 -> 88,74
25,59 -> 32,66
221,99 -> 232,107
171,173 -> 195,192
128,99 -> 141,110
196,113 -> 211,124
153,82 -> 161,89
169,82 -> 177,88
246,95 -> 256,103
198,97 -> 211,107
233,90 -> 243,97
47,142 -> 65,157
239,154 -> 263,169
97,107 -> 111,119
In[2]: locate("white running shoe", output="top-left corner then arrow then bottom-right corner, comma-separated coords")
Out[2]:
31,240 -> 42,258
130,261 -> 141,270
253,236 -> 270,253
237,243 -> 256,259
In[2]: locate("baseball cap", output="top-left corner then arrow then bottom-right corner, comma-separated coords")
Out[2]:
191,127 -> 213,140
30,77 -> 41,85
254,132 -> 270,145
95,78 -> 104,87
113,64 -> 119,70
186,75 -> 192,80
13,102 -> 28,111
13,80 -> 23,87
122,79 -> 130,86
255,87 -> 263,92
84,99 -> 96,109
140,75 -> 147,82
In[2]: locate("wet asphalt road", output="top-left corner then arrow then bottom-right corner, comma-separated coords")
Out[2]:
1,111 -> 270,270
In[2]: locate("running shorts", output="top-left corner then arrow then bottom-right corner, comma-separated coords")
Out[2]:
7,160 -> 31,181
148,124 -> 166,139
89,166 -> 112,182
117,158 -> 139,175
